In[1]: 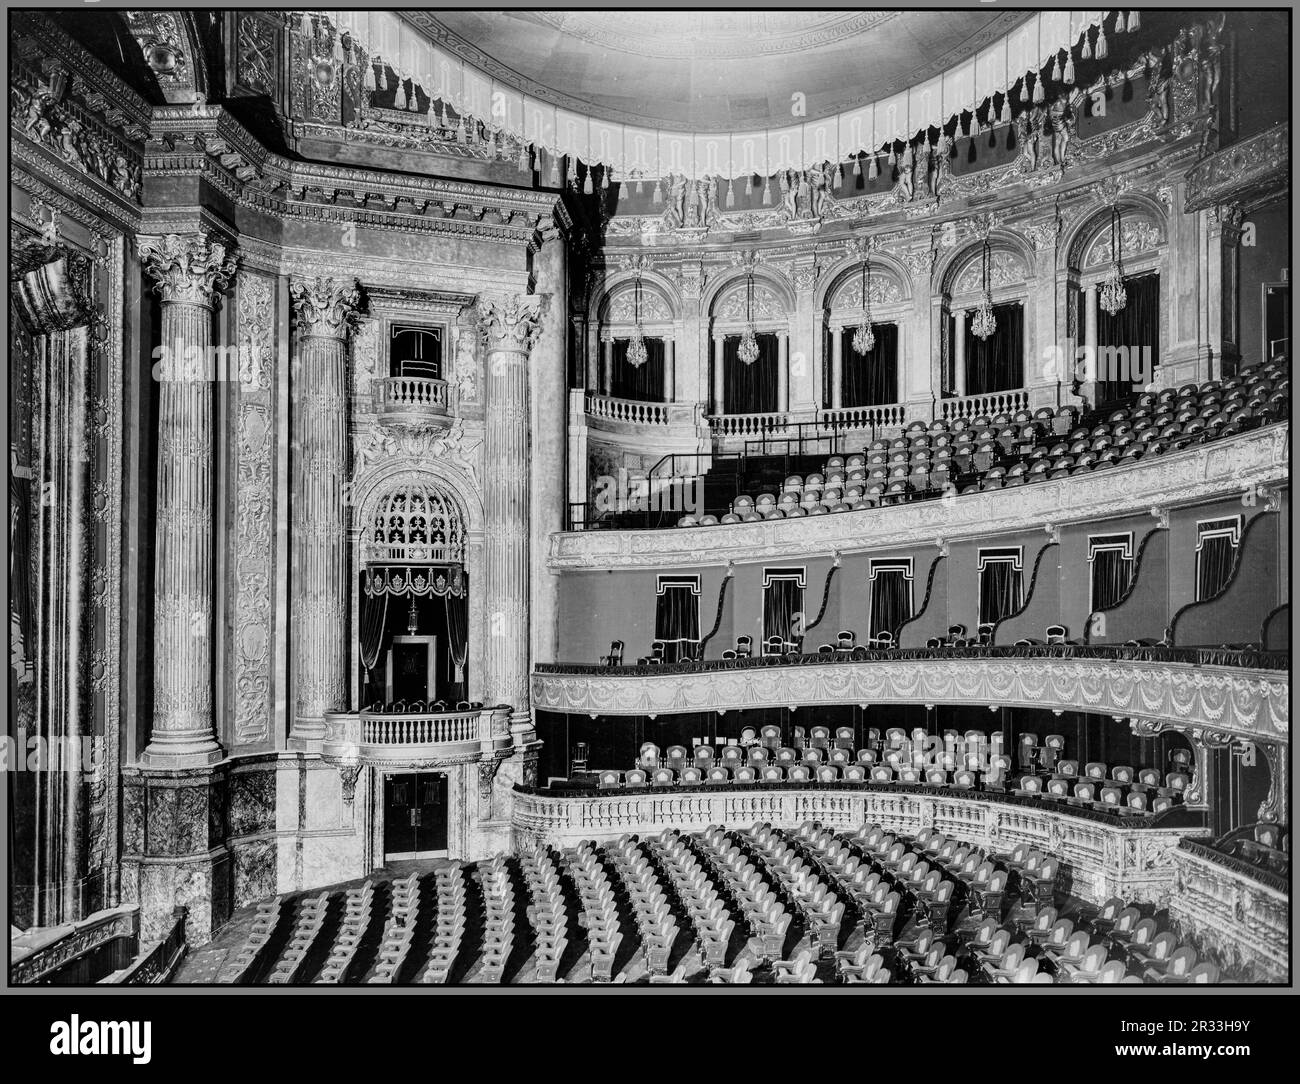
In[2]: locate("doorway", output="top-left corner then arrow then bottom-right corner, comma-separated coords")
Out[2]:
383,772 -> 449,859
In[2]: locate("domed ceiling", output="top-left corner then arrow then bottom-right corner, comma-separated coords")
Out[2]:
401,9 -> 1033,132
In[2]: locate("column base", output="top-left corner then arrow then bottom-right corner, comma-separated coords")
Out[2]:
121,764 -> 231,944
289,714 -> 328,753
139,738 -> 224,769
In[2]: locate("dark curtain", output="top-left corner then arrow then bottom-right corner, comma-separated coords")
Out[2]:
443,590 -> 468,701
1091,550 -> 1133,612
359,590 -> 390,673
843,323 -> 899,407
979,561 -> 1023,625
869,569 -> 911,639
1096,273 -> 1160,405
654,584 -> 700,663
965,302 -> 1024,395
723,332 -> 779,414
1197,536 -> 1237,601
763,579 -> 803,647
611,336 -> 666,402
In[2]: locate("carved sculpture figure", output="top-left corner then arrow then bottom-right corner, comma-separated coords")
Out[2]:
24,91 -> 54,143
1147,54 -> 1173,126
1015,112 -> 1036,171
662,173 -> 688,230
1049,98 -> 1075,166
56,119 -> 85,169
1200,18 -> 1223,109
897,143 -> 915,201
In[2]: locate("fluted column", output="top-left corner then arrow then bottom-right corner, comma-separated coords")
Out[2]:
288,277 -> 362,749
601,334 -> 614,396
479,292 -> 547,734
139,234 -> 237,767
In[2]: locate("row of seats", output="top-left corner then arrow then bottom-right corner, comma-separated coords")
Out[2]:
316,880 -> 374,983
605,838 -> 681,977
415,867 -> 466,984
677,365 -> 1289,527
365,700 -> 481,714
569,842 -> 626,982
368,873 -> 420,983
478,858 -> 515,983
519,850 -> 567,983
217,897 -> 284,984
266,892 -> 329,984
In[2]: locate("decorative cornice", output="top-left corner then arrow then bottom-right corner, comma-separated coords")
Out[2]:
138,233 -> 237,307
532,657 -> 1288,744
550,425 -> 1289,569
289,276 -> 364,338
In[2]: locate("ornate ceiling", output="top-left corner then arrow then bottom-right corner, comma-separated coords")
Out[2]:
404,9 -> 1032,132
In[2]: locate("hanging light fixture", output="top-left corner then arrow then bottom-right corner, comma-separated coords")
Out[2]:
626,266 -> 649,368
971,239 -> 997,340
406,596 -> 419,635
852,253 -> 876,355
737,264 -> 760,366
1099,204 -> 1128,315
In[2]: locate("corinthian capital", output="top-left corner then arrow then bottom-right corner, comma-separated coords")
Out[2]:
139,233 -> 237,306
289,276 -> 364,338
477,291 -> 547,355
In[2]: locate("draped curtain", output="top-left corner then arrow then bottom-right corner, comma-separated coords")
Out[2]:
654,583 -> 700,663
443,590 -> 468,700
1090,550 -> 1133,612
763,579 -> 803,648
1197,536 -> 1237,601
965,302 -> 1024,395
611,336 -> 666,402
869,569 -> 911,639
1096,273 -> 1160,405
979,560 -> 1023,625
723,332 -> 779,414
359,590 -> 390,673
843,323 -> 899,407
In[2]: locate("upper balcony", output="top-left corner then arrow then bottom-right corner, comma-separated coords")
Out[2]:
375,375 -> 450,420
324,704 -> 512,764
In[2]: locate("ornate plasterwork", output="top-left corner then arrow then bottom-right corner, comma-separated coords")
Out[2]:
353,416 -> 483,495
123,10 -> 199,98
604,287 -> 673,324
478,292 -> 547,355
232,274 -> 276,746
289,276 -> 363,337
952,248 -> 1029,296
1168,841 -> 1288,982
1082,217 -> 1165,268
532,657 -> 1287,744
1183,121 -> 1289,215
138,234 -> 237,308
711,281 -> 788,322
552,424 -> 1289,572
828,274 -> 905,312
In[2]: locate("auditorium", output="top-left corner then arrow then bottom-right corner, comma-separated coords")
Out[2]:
7,7 -> 1290,990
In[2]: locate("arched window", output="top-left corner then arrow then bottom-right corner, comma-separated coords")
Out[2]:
365,482 -> 465,566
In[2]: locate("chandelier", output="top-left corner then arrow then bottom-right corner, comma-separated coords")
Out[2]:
852,255 -> 875,355
1099,205 -> 1128,315
626,269 -> 648,368
737,267 -> 760,365
971,240 -> 997,340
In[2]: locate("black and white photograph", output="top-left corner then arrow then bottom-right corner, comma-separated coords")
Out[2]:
3,0 -> 1292,1037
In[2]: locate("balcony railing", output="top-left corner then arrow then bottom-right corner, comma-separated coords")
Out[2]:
707,411 -> 796,440
818,403 -> 907,435
939,389 -> 1031,423
376,376 -> 449,415
585,393 -> 700,429
361,709 -> 486,747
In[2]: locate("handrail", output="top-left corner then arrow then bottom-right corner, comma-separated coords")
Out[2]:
585,392 -> 676,427
939,388 -> 1031,422
10,905 -> 140,985
537,643 -> 1290,675
106,907 -> 188,985
1177,836 -> 1288,894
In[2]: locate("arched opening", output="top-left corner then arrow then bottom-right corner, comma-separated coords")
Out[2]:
944,242 -> 1029,398
358,482 -> 469,710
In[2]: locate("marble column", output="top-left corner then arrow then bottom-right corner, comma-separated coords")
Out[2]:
830,325 -> 844,410
479,291 -> 547,735
712,333 -> 725,415
287,277 -> 362,749
530,228 -> 567,669
1207,203 -> 1244,380
601,335 -> 614,396
777,332 -> 790,413
138,233 -> 237,768
953,310 -> 967,397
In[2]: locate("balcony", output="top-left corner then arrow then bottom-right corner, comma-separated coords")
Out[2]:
324,705 -> 511,763
376,376 -> 450,418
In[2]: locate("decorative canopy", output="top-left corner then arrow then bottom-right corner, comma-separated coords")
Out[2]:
321,9 -> 1119,180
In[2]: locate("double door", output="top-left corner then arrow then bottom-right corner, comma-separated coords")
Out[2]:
383,772 -> 448,858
